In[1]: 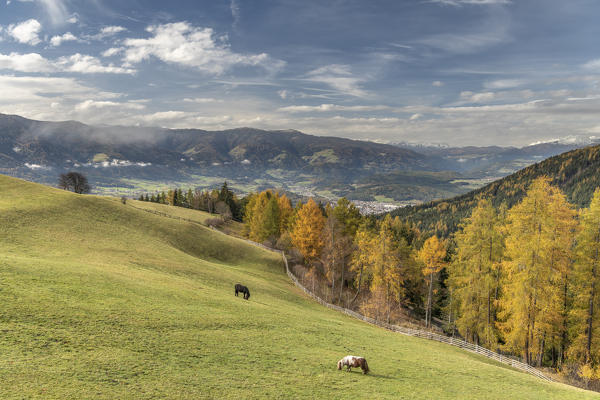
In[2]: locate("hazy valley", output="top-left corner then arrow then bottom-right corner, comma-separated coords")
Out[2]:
2,113 -> 594,210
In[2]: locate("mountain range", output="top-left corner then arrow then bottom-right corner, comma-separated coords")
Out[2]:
1,113 -> 596,203
391,144 -> 600,236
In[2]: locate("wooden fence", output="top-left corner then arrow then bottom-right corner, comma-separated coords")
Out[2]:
127,202 -> 551,382
279,252 -> 552,382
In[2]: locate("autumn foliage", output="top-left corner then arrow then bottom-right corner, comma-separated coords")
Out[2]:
243,177 -> 600,388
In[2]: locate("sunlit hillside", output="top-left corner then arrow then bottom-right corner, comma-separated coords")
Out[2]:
0,175 -> 595,399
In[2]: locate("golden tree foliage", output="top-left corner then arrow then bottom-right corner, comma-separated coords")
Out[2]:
321,207 -> 353,303
418,235 -> 447,328
498,177 -> 576,365
569,188 -> 600,365
290,198 -> 325,264
277,194 -> 293,232
244,190 -> 292,243
449,198 -> 504,347
349,226 -> 377,301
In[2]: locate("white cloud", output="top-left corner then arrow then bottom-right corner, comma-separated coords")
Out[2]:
431,0 -> 511,5
87,26 -> 127,41
25,162 -> 51,170
7,19 -> 42,45
55,54 -> 136,74
0,52 -> 54,72
122,22 -> 284,75
74,100 -> 145,111
49,31 -> 77,46
38,0 -> 68,25
0,75 -> 119,105
230,0 -> 241,27
484,79 -> 526,89
0,51 -> 134,74
66,15 -> 78,24
183,97 -> 223,103
98,25 -> 126,38
432,81 -> 444,87
140,110 -> 188,123
278,90 -> 288,99
102,26 -> 126,35
13,0 -> 68,25
419,9 -> 510,55
582,59 -> 600,71
460,90 -> 496,103
278,103 -> 389,113
304,64 -> 367,97
420,30 -> 507,54
101,47 -> 124,57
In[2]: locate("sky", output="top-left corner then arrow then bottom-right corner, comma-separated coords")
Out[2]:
0,0 -> 600,146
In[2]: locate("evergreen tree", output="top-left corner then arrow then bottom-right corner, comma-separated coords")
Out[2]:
333,197 -> 362,237
186,188 -> 194,208
177,189 -> 184,206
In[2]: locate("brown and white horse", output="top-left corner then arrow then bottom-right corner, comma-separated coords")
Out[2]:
337,355 -> 369,374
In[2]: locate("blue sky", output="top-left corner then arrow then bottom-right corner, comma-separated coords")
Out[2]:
0,0 -> 599,146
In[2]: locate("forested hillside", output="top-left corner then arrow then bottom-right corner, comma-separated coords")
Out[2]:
391,145 -> 600,236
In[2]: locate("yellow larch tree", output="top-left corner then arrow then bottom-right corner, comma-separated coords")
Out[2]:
418,235 -> 447,328
349,225 -> 376,304
569,188 -> 600,366
290,198 -> 325,265
498,177 -> 576,366
449,197 -> 504,347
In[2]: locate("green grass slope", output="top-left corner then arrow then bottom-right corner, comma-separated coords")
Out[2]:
0,175 -> 596,399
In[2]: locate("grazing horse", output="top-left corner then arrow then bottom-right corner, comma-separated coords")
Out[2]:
234,283 -> 250,300
337,355 -> 369,374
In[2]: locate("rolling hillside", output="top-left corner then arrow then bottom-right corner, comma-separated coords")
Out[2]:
391,144 -> 600,236
0,175 -> 596,398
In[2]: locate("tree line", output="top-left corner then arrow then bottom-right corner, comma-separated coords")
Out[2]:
392,145 -> 600,238
242,189 -> 446,332
137,182 -> 245,222
448,176 -> 600,385
244,178 -> 600,387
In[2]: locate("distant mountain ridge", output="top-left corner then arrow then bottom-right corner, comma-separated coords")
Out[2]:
0,113 -> 435,198
2,113 -> 598,204
0,113 -> 426,172
390,144 -> 600,236
395,140 -> 599,177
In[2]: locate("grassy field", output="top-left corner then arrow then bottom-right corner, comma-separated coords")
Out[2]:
0,175 -> 597,399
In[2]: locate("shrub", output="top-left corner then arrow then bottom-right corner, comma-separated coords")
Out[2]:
205,217 -> 224,228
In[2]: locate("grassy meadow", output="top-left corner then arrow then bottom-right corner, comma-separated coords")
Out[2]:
0,174 -> 597,399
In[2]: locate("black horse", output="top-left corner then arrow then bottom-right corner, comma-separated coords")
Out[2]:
235,283 -> 250,300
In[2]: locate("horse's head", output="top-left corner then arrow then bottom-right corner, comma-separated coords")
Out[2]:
337,360 -> 342,370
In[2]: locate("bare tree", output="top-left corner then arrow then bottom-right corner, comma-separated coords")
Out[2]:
215,201 -> 232,221
58,172 -> 91,194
